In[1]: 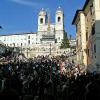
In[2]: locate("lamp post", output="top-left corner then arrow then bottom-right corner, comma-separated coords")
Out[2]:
27,48 -> 28,58
21,43 -> 22,54
27,47 -> 30,58
50,43 -> 51,55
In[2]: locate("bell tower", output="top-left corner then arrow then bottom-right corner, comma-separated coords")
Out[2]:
56,7 -> 64,27
38,8 -> 47,31
55,7 -> 64,43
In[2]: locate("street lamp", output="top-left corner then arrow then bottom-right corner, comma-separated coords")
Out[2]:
50,43 -> 51,55
27,48 -> 28,58
27,47 -> 30,58
21,43 -> 22,54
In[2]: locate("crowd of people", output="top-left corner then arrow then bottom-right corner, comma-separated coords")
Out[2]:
0,55 -> 100,100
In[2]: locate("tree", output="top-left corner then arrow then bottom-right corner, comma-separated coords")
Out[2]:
60,31 -> 70,49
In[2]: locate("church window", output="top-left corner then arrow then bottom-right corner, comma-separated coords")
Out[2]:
13,43 -> 15,46
28,40 -> 30,44
86,32 -> 88,41
58,17 -> 61,22
21,43 -> 22,46
90,4 -> 93,15
58,37 -> 60,40
28,36 -> 30,39
92,24 -> 95,35
40,18 -> 43,24
94,44 -> 96,53
87,49 -> 89,56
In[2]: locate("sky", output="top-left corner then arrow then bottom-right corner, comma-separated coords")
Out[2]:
0,0 -> 86,38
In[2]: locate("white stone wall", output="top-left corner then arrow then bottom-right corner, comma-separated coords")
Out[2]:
0,33 -> 37,47
55,9 -> 64,43
55,11 -> 64,25
55,30 -> 64,43
94,0 -> 100,20
80,13 -> 87,66
91,0 -> 100,71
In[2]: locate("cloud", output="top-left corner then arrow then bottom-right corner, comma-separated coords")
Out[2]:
11,0 -> 39,6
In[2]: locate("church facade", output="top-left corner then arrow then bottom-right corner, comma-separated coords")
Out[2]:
37,7 -> 64,44
0,7 -> 65,57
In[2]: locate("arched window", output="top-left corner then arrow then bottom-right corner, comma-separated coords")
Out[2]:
21,43 -> 22,46
58,17 -> 61,22
28,40 -> 30,44
28,36 -> 30,39
13,43 -> 15,47
40,18 -> 43,24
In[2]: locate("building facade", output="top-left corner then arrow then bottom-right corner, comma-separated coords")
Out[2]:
72,10 -> 87,66
0,7 -> 65,57
72,0 -> 100,72
0,33 -> 37,48
37,7 -> 64,44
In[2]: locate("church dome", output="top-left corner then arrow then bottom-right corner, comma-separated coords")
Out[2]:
56,6 -> 63,14
39,8 -> 46,16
